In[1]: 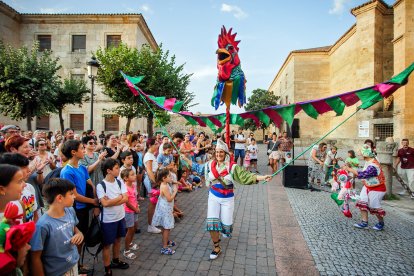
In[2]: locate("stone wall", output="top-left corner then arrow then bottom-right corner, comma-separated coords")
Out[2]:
268,0 -> 413,148
393,0 -> 414,140
0,7 -> 155,132
0,3 -> 20,46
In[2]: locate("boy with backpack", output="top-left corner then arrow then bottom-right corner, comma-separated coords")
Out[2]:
30,178 -> 83,275
97,158 -> 129,276
60,140 -> 98,274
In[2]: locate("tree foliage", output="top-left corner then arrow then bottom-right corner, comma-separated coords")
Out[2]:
244,89 -> 280,132
51,78 -> 90,132
95,43 -> 194,135
0,41 -> 62,130
153,110 -> 171,128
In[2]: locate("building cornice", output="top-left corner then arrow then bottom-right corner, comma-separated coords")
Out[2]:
351,0 -> 393,16
393,0 -> 403,8
0,1 -> 21,22
268,50 -> 329,89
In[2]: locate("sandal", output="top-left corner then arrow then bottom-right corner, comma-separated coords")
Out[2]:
110,260 -> 129,269
161,247 -> 176,255
129,243 -> 139,251
167,240 -> 176,247
209,239 -> 221,260
123,249 -> 137,260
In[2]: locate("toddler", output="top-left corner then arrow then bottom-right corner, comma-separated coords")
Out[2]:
121,168 -> 140,260
151,168 -> 178,255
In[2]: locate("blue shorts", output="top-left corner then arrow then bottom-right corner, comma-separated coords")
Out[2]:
101,218 -> 126,246
234,149 -> 245,159
125,212 -> 138,228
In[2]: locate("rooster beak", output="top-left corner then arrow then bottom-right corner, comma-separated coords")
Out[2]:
216,48 -> 231,65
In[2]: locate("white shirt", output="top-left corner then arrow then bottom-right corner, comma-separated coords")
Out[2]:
144,152 -> 158,173
248,144 -> 258,159
21,183 -> 38,222
324,150 -> 337,166
97,179 -> 127,223
234,134 -> 246,150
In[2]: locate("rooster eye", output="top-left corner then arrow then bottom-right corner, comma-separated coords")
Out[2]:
228,46 -> 234,51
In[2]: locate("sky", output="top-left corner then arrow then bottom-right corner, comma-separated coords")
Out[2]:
4,0 -> 395,114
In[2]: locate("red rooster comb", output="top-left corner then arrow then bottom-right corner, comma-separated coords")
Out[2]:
218,26 -> 240,52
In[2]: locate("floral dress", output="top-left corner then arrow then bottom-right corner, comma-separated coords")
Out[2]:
152,184 -> 174,230
308,145 -> 326,184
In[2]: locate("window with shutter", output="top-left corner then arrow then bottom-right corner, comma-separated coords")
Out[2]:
105,115 -> 119,131
37,35 -> 51,52
107,35 -> 121,48
72,35 -> 86,52
36,115 -> 50,130
70,114 -> 84,131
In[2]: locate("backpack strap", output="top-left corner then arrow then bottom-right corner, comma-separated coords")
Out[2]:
115,178 -> 122,190
97,181 -> 106,222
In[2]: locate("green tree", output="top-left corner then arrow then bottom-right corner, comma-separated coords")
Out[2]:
0,41 -> 62,130
244,89 -> 280,139
51,78 -> 90,132
95,43 -> 194,136
153,110 -> 171,128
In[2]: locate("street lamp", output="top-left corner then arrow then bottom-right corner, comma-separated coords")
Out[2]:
86,56 -> 100,130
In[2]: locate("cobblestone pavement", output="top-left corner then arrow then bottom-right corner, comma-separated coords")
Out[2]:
84,144 -> 414,275
286,188 -> 414,276
87,156 -> 277,275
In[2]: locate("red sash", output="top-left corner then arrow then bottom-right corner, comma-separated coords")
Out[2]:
211,160 -> 235,179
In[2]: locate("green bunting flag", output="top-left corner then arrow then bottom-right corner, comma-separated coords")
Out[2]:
121,62 -> 414,133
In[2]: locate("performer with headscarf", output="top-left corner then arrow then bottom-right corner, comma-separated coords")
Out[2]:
202,139 -> 271,259
344,144 -> 386,231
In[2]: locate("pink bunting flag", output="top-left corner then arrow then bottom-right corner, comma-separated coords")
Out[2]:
164,98 -> 177,110
263,109 -> 283,127
240,113 -> 260,128
311,100 -> 333,114
125,79 -> 139,96
373,83 -> 401,98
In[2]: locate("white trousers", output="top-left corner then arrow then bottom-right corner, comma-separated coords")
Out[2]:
206,192 -> 234,234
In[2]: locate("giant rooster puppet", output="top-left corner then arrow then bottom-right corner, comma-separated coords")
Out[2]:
211,26 -> 246,147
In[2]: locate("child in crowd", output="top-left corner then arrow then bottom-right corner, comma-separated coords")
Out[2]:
247,138 -> 259,173
0,153 -> 39,223
244,154 -> 251,170
157,143 -> 183,218
327,158 -> 341,183
30,179 -> 83,275
121,169 -> 140,260
120,151 -> 137,175
151,168 -> 178,255
97,158 -> 129,276
178,170 -> 193,192
157,143 -> 175,172
60,140 -> 98,274
346,150 -> 359,189
0,163 -> 25,221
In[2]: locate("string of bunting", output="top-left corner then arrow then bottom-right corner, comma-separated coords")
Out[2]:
121,62 -> 414,132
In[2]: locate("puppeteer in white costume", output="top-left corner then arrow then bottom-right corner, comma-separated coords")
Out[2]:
204,139 -> 271,260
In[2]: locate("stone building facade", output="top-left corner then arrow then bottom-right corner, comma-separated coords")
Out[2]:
268,0 -> 413,148
0,1 -> 157,133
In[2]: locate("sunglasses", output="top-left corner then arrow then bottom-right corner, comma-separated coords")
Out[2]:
38,143 -> 46,146
88,141 -> 96,145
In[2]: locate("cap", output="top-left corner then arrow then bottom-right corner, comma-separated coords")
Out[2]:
0,125 -> 19,132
